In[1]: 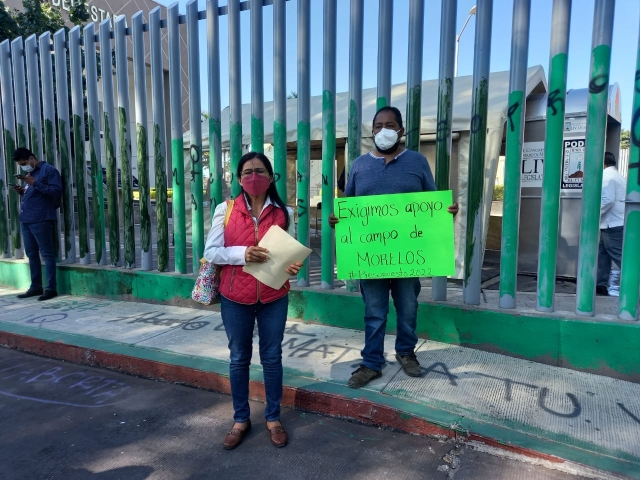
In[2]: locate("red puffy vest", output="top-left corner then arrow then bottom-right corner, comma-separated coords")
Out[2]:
218,197 -> 290,304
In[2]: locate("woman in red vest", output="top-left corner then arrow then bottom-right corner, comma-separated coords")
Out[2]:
204,151 -> 301,450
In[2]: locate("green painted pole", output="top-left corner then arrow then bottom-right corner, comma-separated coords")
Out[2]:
346,0 -> 364,293
536,0 -> 571,312
0,41 -> 16,259
297,0 -> 311,287
39,32 -> 61,262
273,0 -> 288,203
250,0 -> 265,154
115,17 -> 135,269
432,0 -> 457,302
69,27 -> 91,265
150,8 -> 169,272
576,0 -> 615,317
376,0 -> 393,110
499,0 -> 531,309
53,30 -> 76,263
11,37 -> 28,259
99,20 -> 121,267
405,0 -> 424,153
228,0 -> 243,198
84,24 -> 107,265
0,82 -> 8,258
187,0 -> 204,272
618,18 -> 640,321
133,12 -> 152,271
463,0 -> 493,305
207,0 -> 224,218
168,4 -> 186,274
321,0 -> 336,290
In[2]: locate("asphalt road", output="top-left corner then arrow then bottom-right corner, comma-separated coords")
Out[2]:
0,349 -> 594,480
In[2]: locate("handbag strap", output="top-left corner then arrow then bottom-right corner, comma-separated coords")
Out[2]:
224,199 -> 234,228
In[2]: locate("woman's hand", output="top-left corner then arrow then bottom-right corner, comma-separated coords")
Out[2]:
328,213 -> 339,229
245,246 -> 269,263
448,202 -> 459,216
286,261 -> 304,276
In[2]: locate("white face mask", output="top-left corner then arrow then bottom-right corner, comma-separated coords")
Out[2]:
20,164 -> 34,173
374,128 -> 400,151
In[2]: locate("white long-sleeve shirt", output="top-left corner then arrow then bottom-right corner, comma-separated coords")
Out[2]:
600,166 -> 626,229
203,195 -> 295,266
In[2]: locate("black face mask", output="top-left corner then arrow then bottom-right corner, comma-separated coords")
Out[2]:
376,140 -> 401,155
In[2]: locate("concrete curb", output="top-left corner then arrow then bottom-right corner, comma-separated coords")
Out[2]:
0,326 -> 636,479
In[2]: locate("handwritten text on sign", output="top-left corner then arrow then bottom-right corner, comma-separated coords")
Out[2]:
334,191 -> 455,280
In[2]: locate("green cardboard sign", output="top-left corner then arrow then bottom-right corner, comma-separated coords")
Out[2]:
334,190 -> 455,280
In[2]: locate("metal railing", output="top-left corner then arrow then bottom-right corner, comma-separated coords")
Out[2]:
0,0 -> 637,320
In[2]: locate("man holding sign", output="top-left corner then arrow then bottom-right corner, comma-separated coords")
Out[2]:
329,107 -> 458,389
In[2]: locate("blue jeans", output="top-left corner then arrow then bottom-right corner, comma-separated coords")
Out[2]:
597,226 -> 623,287
359,278 -> 421,372
21,221 -> 57,292
220,294 -> 288,423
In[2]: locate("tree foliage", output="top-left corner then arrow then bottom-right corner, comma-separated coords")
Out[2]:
620,129 -> 630,150
0,1 -> 19,43
12,0 -> 65,38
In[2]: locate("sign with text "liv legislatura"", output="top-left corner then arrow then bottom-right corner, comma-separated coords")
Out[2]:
334,191 -> 455,280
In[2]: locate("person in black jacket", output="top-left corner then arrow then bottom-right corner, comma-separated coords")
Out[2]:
11,148 -> 63,301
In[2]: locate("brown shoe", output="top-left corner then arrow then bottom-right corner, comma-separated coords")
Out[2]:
223,419 -> 251,450
266,421 -> 288,448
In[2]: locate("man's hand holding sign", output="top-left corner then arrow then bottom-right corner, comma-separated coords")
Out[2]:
332,191 -> 456,280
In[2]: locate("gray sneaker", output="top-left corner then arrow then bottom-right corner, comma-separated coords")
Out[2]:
348,366 -> 382,389
396,353 -> 421,377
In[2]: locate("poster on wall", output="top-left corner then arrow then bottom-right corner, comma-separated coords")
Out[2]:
561,139 -> 585,190
521,141 -> 545,187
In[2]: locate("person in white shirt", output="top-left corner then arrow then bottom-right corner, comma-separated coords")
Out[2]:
596,152 -> 626,296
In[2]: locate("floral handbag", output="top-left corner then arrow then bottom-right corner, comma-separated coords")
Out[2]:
191,200 -> 234,305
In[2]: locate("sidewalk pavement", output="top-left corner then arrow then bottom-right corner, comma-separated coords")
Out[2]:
0,287 -> 638,479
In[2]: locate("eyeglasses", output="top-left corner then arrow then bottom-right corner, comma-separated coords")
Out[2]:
241,168 -> 268,177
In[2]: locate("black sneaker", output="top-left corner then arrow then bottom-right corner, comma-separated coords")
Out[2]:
596,286 -> 609,296
17,289 -> 43,299
38,290 -> 58,301
396,353 -> 421,377
348,366 -> 382,389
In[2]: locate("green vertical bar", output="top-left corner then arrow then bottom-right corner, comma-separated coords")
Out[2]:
464,79 -> 489,285
297,120 -> 310,282
190,144 -> 204,273
576,44 -> 611,316
88,116 -> 105,264
618,37 -> 640,320
58,120 -> 73,261
273,119 -> 287,202
230,122 -> 242,198
209,117 -> 223,219
537,53 -> 568,311
137,123 -> 151,263
119,107 -> 135,268
104,113 -> 120,266
435,79 -> 453,190
321,90 -> 335,288
346,99 -> 361,293
405,86 -> 421,152
251,116 -> 264,153
4,131 -> 19,255
500,90 -> 524,304
73,114 -> 89,262
43,118 -> 60,259
171,137 -> 186,273
154,124 -> 169,272
376,96 -> 387,110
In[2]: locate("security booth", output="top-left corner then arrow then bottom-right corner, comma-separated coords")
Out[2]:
517,84 -> 622,278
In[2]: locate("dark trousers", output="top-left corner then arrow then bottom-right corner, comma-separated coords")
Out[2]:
21,221 -> 57,292
597,226 -> 623,288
